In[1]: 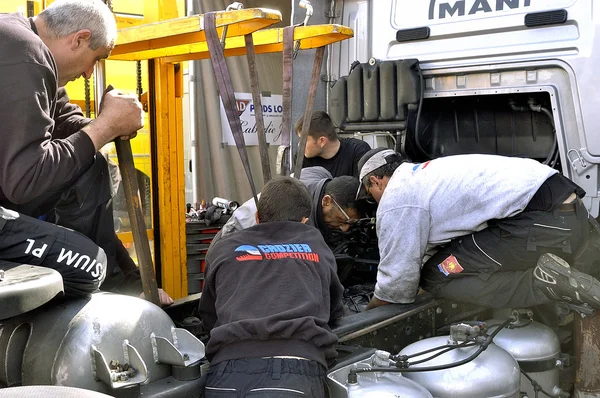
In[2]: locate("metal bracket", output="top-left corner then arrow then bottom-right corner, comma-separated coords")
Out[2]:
293,0 -> 314,58
151,327 -> 206,366
299,0 -> 314,26
221,2 -> 245,48
321,74 -> 337,83
91,340 -> 148,389
557,352 -> 570,369
567,148 -> 592,175
567,302 -> 595,318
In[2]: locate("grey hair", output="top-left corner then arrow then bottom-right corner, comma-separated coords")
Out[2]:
39,0 -> 117,50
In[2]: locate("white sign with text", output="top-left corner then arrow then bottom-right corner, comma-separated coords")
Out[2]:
220,92 -> 284,146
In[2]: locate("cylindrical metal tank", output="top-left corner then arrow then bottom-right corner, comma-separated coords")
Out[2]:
327,353 -> 432,398
487,317 -> 566,398
0,292 -> 205,396
399,336 -> 521,397
0,386 -> 113,397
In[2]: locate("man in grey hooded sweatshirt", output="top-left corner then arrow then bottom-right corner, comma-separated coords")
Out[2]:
357,148 -> 600,313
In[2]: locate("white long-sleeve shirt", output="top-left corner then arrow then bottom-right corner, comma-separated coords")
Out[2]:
375,154 -> 557,303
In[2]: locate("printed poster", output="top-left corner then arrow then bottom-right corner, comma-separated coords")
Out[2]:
220,92 -> 284,146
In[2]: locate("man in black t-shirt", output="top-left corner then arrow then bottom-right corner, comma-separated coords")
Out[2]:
297,111 -> 371,177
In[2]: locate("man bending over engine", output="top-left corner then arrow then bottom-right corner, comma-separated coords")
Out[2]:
212,167 -> 361,247
357,148 -> 600,312
200,177 -> 344,398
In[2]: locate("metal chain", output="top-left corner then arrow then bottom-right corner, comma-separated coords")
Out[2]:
84,77 -> 91,118
86,0 -> 112,118
136,61 -> 142,101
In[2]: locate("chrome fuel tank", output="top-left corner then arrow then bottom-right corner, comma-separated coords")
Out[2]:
399,336 -> 521,397
487,316 -> 567,398
0,292 -> 205,396
327,352 -> 432,398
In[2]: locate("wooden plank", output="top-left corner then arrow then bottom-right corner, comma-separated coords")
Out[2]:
111,8 -> 282,57
110,24 -> 354,62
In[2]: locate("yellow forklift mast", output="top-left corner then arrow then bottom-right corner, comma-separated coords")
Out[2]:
110,6 -> 352,299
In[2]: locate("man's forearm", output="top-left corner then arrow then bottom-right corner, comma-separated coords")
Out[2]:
81,120 -> 114,151
366,296 -> 391,310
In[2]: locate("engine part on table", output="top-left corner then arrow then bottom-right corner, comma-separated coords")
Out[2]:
212,197 -> 239,213
203,205 -> 224,226
487,309 -> 570,398
0,292 -> 205,396
397,321 -> 521,397
327,351 -> 432,398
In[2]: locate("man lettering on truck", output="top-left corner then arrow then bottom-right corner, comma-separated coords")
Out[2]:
200,177 -> 344,398
0,0 -> 172,303
298,110 -> 371,178
357,148 -> 600,312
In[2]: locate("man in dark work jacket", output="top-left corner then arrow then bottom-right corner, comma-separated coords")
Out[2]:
0,0 -> 172,302
200,177 -> 344,398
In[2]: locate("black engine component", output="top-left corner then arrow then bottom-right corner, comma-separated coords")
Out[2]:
325,218 -> 379,287
329,59 -> 421,132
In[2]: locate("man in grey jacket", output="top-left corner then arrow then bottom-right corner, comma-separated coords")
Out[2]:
0,0 -> 173,304
216,167 -> 361,243
357,148 -> 600,312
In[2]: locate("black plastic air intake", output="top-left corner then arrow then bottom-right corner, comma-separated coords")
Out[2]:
329,59 -> 421,132
396,27 -> 430,43
525,9 -> 568,27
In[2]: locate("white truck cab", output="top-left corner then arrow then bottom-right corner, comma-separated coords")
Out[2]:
329,0 -> 600,214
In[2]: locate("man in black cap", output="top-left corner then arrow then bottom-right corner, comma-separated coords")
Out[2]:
357,148 -> 600,313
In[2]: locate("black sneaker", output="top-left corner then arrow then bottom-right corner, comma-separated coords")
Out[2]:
534,253 -> 600,311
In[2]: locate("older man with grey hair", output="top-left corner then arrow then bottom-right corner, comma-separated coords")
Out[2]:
0,0 -> 172,304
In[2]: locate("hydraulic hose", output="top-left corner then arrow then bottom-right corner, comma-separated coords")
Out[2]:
347,317 -> 514,382
509,100 -> 557,166
413,64 -> 431,159
535,105 -> 557,165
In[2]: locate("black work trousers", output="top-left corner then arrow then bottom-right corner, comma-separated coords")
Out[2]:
204,358 -> 327,398
1,153 -> 137,295
421,199 -> 591,309
0,209 -> 107,296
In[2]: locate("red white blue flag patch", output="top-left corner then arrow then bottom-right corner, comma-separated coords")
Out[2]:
438,255 -> 464,276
